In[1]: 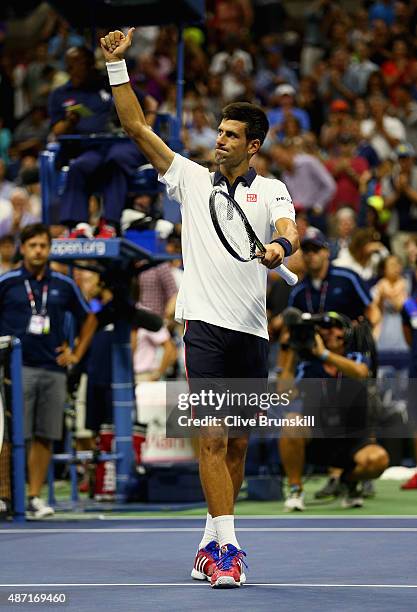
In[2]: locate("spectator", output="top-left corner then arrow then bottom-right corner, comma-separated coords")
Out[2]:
368,20 -> 391,67
349,41 -> 379,97
325,133 -> 369,213
183,107 -> 217,160
369,1 -> 395,26
297,76 -> 325,137
328,206 -> 357,260
395,86 -> 417,154
133,326 -> 177,382
372,254 -> 409,352
333,227 -> 389,283
0,117 -> 12,164
383,143 -> 417,258
381,39 -> 417,103
0,223 -> 96,518
11,105 -> 49,158
0,159 -> 14,201
0,188 -> 39,238
47,17 -> 84,69
318,48 -> 356,105
320,99 -> 352,150
267,85 -> 310,136
361,95 -> 406,161
0,234 -> 16,274
270,141 -> 336,231
138,261 -> 178,320
255,46 -> 298,103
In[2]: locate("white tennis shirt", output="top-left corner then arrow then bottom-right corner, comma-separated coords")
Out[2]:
159,154 -> 295,339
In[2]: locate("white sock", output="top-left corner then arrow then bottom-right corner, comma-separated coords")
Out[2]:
213,515 -> 240,549
198,513 -> 218,549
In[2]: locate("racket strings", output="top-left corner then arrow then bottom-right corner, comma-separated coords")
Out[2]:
212,192 -> 255,261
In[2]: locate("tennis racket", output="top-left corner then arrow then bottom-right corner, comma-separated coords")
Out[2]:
209,188 -> 298,286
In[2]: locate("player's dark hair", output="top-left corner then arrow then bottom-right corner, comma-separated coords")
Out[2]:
221,102 -> 269,146
20,223 -> 52,245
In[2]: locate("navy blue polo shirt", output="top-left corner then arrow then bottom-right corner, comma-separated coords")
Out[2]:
0,266 -> 90,371
48,77 -> 113,134
288,265 -> 371,321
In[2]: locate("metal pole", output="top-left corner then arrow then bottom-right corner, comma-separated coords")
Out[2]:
10,339 -> 25,522
111,319 -> 134,502
174,23 -> 185,151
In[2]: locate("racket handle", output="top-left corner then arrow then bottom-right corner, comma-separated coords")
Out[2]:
276,264 -> 298,286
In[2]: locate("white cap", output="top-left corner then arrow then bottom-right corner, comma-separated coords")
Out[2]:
275,84 -> 296,97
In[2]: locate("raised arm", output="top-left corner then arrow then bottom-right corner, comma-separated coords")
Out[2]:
100,28 -> 174,175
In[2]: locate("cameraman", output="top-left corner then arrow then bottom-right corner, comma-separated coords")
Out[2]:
278,311 -> 389,511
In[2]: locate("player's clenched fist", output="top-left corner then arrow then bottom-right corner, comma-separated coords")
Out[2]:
100,27 -> 135,62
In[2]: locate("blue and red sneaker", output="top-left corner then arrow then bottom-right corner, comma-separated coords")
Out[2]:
191,541 -> 220,581
210,544 -> 247,588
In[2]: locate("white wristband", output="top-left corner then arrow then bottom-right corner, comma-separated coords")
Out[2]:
106,60 -> 129,86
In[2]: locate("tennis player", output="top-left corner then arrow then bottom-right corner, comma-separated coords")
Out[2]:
101,28 -> 299,588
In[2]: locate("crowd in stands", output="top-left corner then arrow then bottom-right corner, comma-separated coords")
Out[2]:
0,0 -> 417,504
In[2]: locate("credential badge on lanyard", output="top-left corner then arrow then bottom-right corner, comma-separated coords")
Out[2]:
25,279 -> 50,335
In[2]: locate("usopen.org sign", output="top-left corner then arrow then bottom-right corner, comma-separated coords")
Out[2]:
51,239 -> 107,258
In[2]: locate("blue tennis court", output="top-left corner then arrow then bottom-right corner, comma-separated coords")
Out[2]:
1,516 -> 416,611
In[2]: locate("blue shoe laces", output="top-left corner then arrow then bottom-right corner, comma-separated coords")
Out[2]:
216,545 -> 248,571
203,541 -> 220,559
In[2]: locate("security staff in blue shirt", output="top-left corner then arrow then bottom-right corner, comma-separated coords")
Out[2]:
0,223 -> 97,518
288,228 -> 380,326
48,46 -> 157,235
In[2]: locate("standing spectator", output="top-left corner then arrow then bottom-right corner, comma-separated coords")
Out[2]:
383,143 -> 417,259
318,48 -> 357,104
47,18 -> 84,69
361,95 -> 406,161
0,118 -> 12,164
349,41 -> 379,96
270,142 -> 336,231
0,224 -> 96,518
372,255 -> 409,352
325,133 -> 369,213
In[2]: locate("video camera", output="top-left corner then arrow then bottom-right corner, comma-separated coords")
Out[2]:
282,307 -> 352,359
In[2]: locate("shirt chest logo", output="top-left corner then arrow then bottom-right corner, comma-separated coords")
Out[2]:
246,193 -> 257,203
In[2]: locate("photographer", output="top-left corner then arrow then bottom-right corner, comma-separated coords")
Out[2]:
278,310 -> 389,511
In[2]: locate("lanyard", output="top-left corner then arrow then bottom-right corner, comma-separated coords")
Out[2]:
305,280 -> 328,314
24,280 -> 48,316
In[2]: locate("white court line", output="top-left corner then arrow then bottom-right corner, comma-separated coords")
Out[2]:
94,514 -> 417,520
2,527 -> 417,534
0,583 -> 416,589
